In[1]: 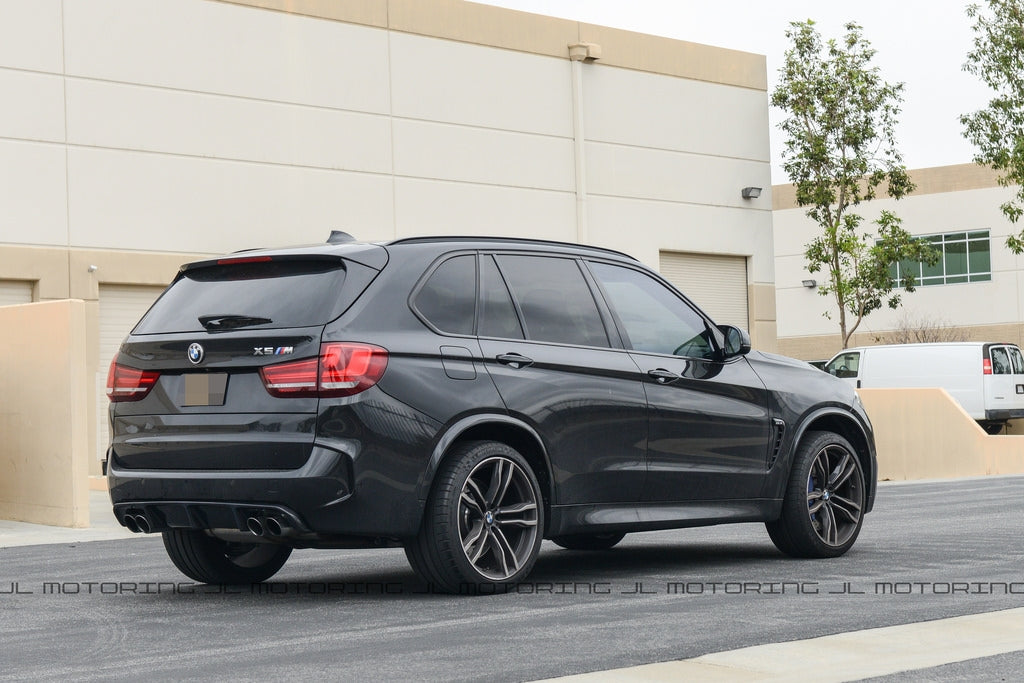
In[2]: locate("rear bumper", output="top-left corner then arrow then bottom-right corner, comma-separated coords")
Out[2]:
108,443 -> 422,540
984,409 -> 1024,421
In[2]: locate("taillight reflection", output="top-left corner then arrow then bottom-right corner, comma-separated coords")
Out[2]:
106,359 -> 160,402
260,343 -> 388,398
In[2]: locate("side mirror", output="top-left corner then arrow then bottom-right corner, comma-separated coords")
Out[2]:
718,325 -> 751,358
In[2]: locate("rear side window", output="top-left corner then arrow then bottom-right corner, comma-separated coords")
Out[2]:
496,255 -> 609,348
479,255 -> 524,340
413,254 -> 476,335
990,346 -> 1012,375
133,259 -> 347,334
1009,347 -> 1024,375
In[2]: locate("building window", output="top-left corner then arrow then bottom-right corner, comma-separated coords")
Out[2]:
889,230 -> 991,286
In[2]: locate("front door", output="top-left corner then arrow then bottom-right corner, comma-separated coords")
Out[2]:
586,260 -> 771,502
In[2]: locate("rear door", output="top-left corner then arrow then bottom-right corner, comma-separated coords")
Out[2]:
984,344 -> 1024,419
477,253 -> 648,505
109,255 -> 377,471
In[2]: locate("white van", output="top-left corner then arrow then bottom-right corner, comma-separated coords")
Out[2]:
824,342 -> 1024,433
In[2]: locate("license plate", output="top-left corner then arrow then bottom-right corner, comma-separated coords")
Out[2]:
182,373 -> 228,406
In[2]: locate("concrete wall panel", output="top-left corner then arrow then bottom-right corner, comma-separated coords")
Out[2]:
393,119 -> 574,191
63,0 -> 391,112
0,140 -> 67,246
584,65 -> 769,162
0,69 -> 65,143
394,177 -> 575,240
65,78 -> 393,173
66,147 -> 395,252
586,195 -> 774,281
586,141 -> 771,210
0,0 -> 62,72
390,32 -> 572,137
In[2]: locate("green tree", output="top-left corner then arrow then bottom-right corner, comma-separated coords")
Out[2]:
773,20 -> 937,349
961,0 -> 1024,252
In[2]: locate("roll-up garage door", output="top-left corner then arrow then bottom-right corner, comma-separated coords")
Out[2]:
0,280 -> 33,306
96,284 -> 167,462
659,252 -> 749,329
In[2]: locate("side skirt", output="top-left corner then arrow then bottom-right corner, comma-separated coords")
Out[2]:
547,499 -> 783,538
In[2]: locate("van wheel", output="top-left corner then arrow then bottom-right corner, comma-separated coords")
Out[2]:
162,529 -> 291,584
406,441 -> 543,593
551,532 -> 626,550
981,421 -> 1005,435
766,431 -> 865,558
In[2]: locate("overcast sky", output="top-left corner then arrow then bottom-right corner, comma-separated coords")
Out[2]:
479,0 -> 991,184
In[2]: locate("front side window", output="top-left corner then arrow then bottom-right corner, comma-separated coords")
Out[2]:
588,261 -> 715,359
495,255 -> 609,348
413,254 -> 476,335
825,352 -> 861,379
889,230 -> 991,286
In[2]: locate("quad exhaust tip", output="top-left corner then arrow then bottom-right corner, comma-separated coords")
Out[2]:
123,513 -> 151,533
246,515 -> 293,538
246,516 -> 265,537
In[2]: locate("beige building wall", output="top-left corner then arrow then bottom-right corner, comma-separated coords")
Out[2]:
1,0 -> 776,517
774,164 -> 1024,360
859,388 -> 1024,481
0,301 -> 91,526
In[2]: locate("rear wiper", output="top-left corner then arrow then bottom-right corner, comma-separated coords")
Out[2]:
198,314 -> 273,331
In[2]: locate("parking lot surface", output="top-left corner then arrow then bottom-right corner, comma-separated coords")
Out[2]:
1,476 -> 1023,681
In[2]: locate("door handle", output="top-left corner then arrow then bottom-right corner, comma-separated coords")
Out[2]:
647,368 -> 680,384
496,353 -> 534,369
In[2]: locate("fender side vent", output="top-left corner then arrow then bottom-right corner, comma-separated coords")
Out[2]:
768,418 -> 786,470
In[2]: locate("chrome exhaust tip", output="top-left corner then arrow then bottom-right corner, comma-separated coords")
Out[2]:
246,516 -> 265,537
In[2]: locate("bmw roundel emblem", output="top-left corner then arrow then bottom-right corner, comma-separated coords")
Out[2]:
187,343 -> 205,365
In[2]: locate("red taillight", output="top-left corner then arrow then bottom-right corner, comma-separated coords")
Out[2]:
984,358 -> 993,375
260,343 -> 388,398
106,359 -> 160,402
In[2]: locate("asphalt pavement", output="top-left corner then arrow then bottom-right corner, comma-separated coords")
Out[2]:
1,477 -> 1023,681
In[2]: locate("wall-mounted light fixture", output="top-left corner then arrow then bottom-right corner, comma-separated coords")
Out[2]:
741,186 -> 762,199
568,42 -> 602,61
802,279 -> 817,288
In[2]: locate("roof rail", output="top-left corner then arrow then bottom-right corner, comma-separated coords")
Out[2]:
387,236 -> 638,261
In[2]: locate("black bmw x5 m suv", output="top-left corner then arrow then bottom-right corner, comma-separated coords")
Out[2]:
107,235 -> 876,592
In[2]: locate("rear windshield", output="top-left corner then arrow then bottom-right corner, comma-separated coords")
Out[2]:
133,259 -> 347,334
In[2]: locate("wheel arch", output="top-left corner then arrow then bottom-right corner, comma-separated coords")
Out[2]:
417,414 -> 554,527
791,408 -> 877,513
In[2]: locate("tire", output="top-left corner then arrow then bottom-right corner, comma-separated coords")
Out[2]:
551,532 -> 626,551
406,441 -> 543,593
981,421 -> 1005,435
766,430 -> 866,559
162,529 -> 291,584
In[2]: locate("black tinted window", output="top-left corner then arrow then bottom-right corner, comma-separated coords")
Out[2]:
134,259 -> 346,334
414,254 -> 476,335
991,346 -> 1012,375
825,352 -> 861,378
589,262 -> 714,359
496,255 -> 608,347
479,255 -> 524,339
